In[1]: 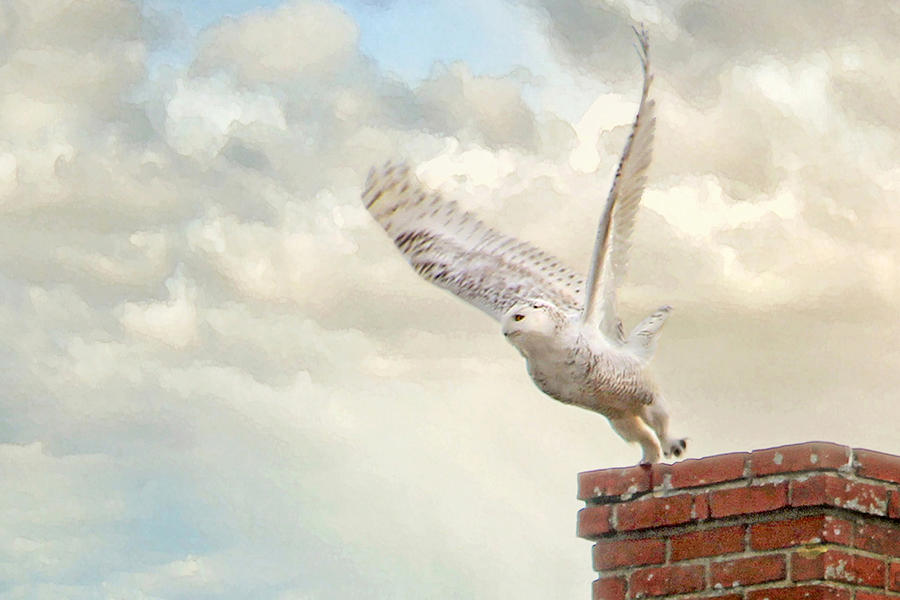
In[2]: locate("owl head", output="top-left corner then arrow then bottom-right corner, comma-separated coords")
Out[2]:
501,300 -> 566,351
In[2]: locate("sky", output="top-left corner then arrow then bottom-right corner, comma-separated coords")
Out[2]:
1,0 -> 899,598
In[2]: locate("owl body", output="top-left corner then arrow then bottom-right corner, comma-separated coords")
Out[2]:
361,29 -> 688,465
502,302 -> 682,464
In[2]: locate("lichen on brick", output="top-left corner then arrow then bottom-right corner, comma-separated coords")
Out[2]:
837,485 -> 887,514
825,558 -> 853,582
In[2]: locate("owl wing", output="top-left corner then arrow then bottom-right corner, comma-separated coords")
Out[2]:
362,163 -> 585,322
581,27 -> 657,343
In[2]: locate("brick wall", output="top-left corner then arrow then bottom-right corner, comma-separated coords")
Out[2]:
577,442 -> 900,600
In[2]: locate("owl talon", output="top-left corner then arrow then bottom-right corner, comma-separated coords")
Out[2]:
663,438 -> 688,459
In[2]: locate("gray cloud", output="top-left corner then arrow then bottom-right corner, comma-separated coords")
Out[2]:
519,0 -> 636,77
416,62 -> 541,150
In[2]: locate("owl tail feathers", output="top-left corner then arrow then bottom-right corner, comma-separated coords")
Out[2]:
625,305 -> 672,361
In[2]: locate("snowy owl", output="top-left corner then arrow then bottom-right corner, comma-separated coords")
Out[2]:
361,30 -> 686,465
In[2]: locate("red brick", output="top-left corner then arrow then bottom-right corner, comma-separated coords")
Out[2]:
889,561 -> 900,592
681,596 -> 742,600
855,520 -> 900,557
840,553 -> 885,588
693,493 -> 710,521
593,538 -> 666,570
614,494 -> 693,531
855,448 -> 900,484
579,465 -> 656,499
890,491 -> 900,520
792,549 -> 886,587
592,576 -> 626,600
671,525 -> 745,561
791,550 -> 828,582
670,452 -> 748,489
750,515 -> 853,550
710,554 -> 786,587
629,564 -> 705,597
746,584 -> 851,600
649,462 -> 675,493
790,474 -> 888,516
750,442 -> 850,476
856,593 -> 894,600
708,482 -> 788,518
791,475 -> 831,506
578,505 -> 613,539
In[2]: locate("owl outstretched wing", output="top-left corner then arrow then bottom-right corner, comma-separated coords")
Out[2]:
580,26 -> 657,343
362,163 -> 585,322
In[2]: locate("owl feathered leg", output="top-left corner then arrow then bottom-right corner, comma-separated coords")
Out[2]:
608,415 -> 662,465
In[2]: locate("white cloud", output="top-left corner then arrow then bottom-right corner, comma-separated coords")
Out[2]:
164,76 -> 287,158
118,267 -> 199,347
569,91 -> 637,172
193,0 -> 358,83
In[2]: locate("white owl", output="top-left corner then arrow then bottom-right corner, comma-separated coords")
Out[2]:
361,29 -> 686,465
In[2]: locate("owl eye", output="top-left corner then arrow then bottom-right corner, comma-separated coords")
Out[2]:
513,314 -> 525,322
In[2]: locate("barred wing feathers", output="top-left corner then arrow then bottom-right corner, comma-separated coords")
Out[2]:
581,27 -> 656,343
362,163 -> 585,321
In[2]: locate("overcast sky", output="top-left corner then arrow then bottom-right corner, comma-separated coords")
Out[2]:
1,0 -> 899,598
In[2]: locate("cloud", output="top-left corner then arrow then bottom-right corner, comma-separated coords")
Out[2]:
118,267 -> 200,347
193,1 -> 358,83
0,0 -> 899,598
0,0 -> 596,596
416,62 -> 541,150
519,0 -> 636,78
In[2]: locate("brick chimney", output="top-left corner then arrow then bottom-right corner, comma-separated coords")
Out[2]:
577,442 -> 900,600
